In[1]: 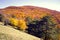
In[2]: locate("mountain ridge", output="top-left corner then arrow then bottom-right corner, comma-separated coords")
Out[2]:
0,6 -> 60,27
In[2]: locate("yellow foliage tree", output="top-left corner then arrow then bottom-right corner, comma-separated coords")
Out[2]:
9,17 -> 28,31
9,17 -> 18,27
18,19 -> 28,31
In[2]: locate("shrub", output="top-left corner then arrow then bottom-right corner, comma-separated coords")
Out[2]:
4,18 -> 10,25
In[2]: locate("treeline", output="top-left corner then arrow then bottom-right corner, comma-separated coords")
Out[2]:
0,13 -> 59,40
0,13 -> 28,31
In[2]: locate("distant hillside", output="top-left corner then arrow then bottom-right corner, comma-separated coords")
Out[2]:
0,6 -> 60,27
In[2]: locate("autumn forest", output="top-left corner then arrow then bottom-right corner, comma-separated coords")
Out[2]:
0,6 -> 60,40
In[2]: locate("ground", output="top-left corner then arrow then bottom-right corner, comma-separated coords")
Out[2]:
0,22 -> 42,40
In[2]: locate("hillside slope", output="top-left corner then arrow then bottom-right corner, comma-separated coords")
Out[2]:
0,6 -> 60,20
0,6 -> 60,27
0,22 -> 42,40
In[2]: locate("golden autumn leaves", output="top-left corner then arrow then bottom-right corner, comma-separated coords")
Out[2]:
9,17 -> 28,31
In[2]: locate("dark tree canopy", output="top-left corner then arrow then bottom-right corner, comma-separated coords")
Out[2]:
0,14 -> 4,22
27,15 -> 58,40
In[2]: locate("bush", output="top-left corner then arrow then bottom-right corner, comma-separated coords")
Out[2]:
4,18 -> 10,25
